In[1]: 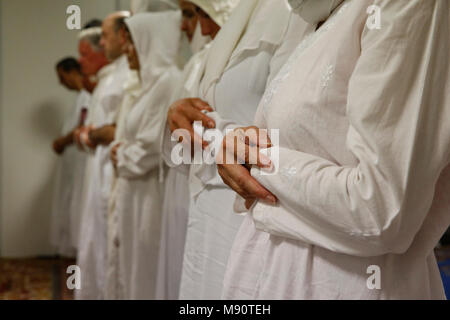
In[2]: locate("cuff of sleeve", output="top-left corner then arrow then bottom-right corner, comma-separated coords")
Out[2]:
251,203 -> 271,234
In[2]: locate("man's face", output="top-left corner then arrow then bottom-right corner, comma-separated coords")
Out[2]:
56,68 -> 75,90
78,40 -> 108,77
196,7 -> 221,39
180,0 -> 198,42
100,18 -> 124,61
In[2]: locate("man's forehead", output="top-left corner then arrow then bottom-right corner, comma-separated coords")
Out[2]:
102,18 -> 115,31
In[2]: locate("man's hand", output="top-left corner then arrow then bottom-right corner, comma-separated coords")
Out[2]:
89,124 -> 116,147
77,125 -> 97,150
217,126 -> 277,209
73,127 -> 82,150
52,137 -> 66,155
167,98 -> 216,150
110,142 -> 122,169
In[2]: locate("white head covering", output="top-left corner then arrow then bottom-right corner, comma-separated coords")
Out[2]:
188,0 -> 241,27
124,12 -> 183,182
189,0 -> 303,197
287,0 -> 344,24
125,11 -> 182,88
200,0 -> 293,101
130,0 -> 178,14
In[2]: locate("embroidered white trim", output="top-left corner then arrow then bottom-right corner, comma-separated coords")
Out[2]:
262,1 -> 350,114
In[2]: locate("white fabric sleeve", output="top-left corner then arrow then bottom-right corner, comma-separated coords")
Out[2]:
115,139 -> 160,179
115,104 -> 164,179
192,111 -> 240,188
160,121 -> 191,176
250,0 -> 450,257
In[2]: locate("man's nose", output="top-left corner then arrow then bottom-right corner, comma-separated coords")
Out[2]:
181,20 -> 188,31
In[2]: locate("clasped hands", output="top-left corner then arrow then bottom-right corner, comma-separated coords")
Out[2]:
74,125 -> 96,150
167,98 -> 277,209
74,124 -> 116,151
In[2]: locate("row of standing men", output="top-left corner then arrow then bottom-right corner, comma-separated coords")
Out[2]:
51,0 -> 450,300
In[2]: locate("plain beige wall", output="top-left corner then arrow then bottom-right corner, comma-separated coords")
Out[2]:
0,0 -> 127,257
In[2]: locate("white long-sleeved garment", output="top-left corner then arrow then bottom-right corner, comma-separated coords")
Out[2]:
105,71 -> 142,300
110,11 -> 183,300
76,56 -> 128,300
50,89 -> 91,257
178,0 -> 313,299
155,26 -> 211,300
223,0 -> 450,299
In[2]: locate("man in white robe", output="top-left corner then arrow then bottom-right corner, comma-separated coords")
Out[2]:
75,12 -> 130,300
218,0 -> 450,299
50,57 -> 91,257
164,0 -> 313,299
108,11 -> 183,299
155,0 -> 210,300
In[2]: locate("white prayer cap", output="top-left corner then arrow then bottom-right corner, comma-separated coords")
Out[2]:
78,27 -> 102,51
78,27 -> 102,40
188,0 -> 241,27
287,0 -> 344,24
130,0 -> 178,14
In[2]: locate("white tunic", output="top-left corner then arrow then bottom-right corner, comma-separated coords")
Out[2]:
155,35 -> 210,300
179,0 -> 312,299
76,56 -> 128,300
105,71 -> 142,300
110,11 -> 183,300
223,0 -> 450,299
50,89 -> 91,257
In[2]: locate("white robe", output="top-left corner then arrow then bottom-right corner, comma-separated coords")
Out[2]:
178,0 -> 312,299
155,29 -> 210,300
105,71 -> 142,299
76,56 -> 128,300
110,11 -> 183,300
223,0 -> 450,299
50,89 -> 91,257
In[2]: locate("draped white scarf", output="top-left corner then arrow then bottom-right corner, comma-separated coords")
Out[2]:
126,11 -> 182,91
125,12 -> 183,182
287,0 -> 344,23
130,0 -> 178,14
188,0 -> 241,27
200,0 -> 293,105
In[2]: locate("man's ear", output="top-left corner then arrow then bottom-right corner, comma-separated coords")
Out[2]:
118,28 -> 127,46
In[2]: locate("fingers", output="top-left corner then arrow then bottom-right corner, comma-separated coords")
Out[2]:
236,141 -> 272,168
238,126 -> 272,148
171,98 -> 215,127
245,198 -> 256,210
190,98 -> 213,112
171,107 -> 211,150
218,164 -> 254,199
182,103 -> 215,129
221,130 -> 272,168
73,129 -> 84,150
218,163 -> 277,204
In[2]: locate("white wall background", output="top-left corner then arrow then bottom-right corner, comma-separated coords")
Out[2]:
0,0 -> 131,257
